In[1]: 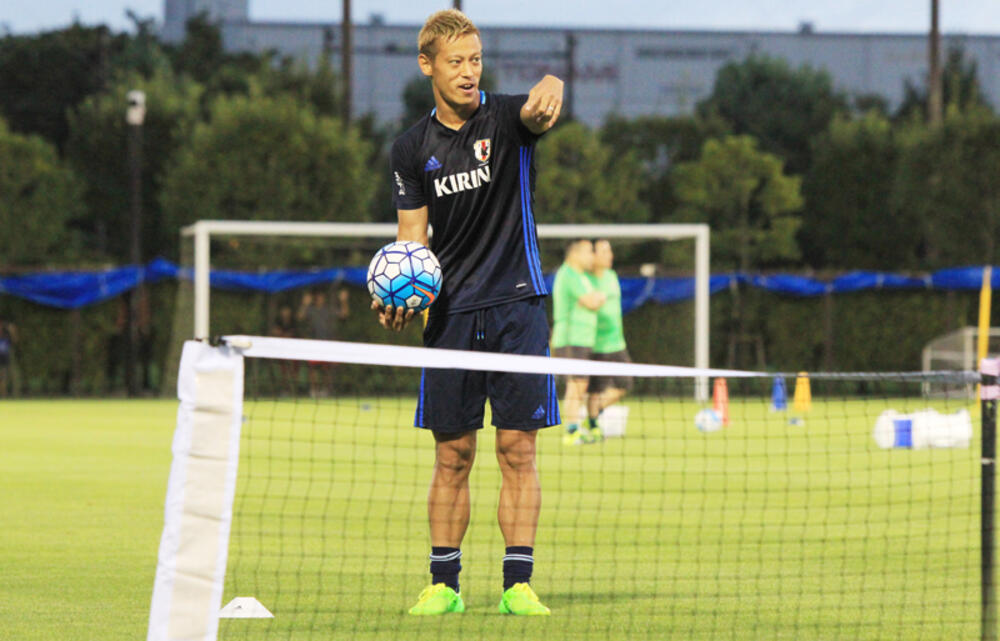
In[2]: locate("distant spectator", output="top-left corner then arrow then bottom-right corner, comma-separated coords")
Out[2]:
271,304 -> 298,339
297,287 -> 351,396
271,304 -> 300,392
107,291 -> 153,392
0,319 -> 17,398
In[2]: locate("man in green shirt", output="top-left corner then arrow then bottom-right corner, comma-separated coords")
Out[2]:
586,240 -> 632,437
550,239 -> 606,445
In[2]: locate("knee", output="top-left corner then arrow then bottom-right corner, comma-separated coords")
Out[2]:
436,442 -> 475,476
496,438 -> 536,472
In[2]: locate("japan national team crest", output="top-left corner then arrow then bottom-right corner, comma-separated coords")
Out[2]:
474,138 -> 491,163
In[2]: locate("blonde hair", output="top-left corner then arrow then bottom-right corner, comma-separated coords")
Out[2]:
418,9 -> 480,58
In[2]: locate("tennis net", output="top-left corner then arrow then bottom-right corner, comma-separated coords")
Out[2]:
147,336 -> 993,641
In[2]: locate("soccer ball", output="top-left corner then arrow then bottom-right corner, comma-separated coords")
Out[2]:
366,241 -> 443,312
694,408 -> 723,433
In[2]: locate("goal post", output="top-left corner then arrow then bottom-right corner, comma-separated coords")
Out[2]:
179,220 -> 710,399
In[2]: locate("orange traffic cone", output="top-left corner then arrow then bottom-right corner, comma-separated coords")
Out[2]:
712,377 -> 730,426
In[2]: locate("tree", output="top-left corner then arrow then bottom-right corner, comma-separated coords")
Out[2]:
893,112 -> 1000,268
160,93 -> 376,264
0,25 -> 124,149
0,119 -> 84,267
600,113 -> 728,222
800,112 -> 916,269
66,67 -> 203,261
697,55 -> 848,175
533,121 -> 647,225
895,47 -> 992,122
672,135 -> 803,271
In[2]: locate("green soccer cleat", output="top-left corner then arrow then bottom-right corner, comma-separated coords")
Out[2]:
408,584 -> 465,615
498,583 -> 551,616
563,427 -> 596,446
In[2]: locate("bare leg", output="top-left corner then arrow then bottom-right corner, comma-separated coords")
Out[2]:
495,429 -> 540,547
429,431 -> 477,547
587,391 -> 602,419
562,377 -> 589,428
598,387 -> 627,413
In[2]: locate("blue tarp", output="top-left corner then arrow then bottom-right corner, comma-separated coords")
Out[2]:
2,259 -> 998,312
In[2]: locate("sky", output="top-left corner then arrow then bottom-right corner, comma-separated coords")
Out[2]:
4,1 -> 1000,36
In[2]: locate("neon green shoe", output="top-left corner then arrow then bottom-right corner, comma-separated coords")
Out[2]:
408,584 -> 465,615
563,427 -> 595,446
498,583 -> 551,616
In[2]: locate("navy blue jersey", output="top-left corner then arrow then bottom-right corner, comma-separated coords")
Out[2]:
390,91 -> 548,315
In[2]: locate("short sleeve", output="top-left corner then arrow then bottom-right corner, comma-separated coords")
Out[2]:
495,93 -> 543,146
390,135 -> 426,210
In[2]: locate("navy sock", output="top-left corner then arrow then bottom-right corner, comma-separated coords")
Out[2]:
587,416 -> 599,430
430,547 -> 461,592
503,546 -> 534,590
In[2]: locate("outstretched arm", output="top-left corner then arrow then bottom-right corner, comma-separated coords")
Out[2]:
520,75 -> 564,135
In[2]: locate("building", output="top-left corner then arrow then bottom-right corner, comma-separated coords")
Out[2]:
162,0 -> 1000,127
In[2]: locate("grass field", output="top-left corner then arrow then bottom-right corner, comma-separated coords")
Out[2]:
1,392 -> 985,640
1,400 -> 177,641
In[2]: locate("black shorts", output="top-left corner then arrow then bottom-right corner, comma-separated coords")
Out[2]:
587,350 -> 634,394
415,297 -> 560,433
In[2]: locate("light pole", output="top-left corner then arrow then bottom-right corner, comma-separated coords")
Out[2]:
126,90 -> 146,396
342,0 -> 352,125
928,0 -> 942,125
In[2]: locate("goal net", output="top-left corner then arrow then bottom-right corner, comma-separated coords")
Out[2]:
163,220 -> 710,399
147,335 -> 990,641
923,327 -> 1000,397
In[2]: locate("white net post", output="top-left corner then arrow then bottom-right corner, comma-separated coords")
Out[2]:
147,340 -> 245,641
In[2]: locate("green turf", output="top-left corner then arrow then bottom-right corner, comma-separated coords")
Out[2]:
1,395 -> 985,640
0,399 -> 177,641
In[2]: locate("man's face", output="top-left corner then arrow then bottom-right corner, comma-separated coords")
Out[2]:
576,241 -> 595,271
594,241 -> 613,270
419,33 -> 483,112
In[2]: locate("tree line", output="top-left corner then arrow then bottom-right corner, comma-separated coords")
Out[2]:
2,16 -> 997,274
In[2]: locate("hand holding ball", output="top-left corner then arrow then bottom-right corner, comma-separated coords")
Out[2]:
367,241 -> 443,316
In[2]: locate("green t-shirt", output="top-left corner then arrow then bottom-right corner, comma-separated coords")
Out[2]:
589,269 -> 627,354
551,263 -> 598,348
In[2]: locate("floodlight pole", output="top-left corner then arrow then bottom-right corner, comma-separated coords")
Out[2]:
342,0 -> 352,125
928,0 -> 943,126
126,90 -> 146,396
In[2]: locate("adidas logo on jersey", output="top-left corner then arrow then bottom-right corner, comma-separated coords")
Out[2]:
424,156 -> 442,172
433,166 -> 491,198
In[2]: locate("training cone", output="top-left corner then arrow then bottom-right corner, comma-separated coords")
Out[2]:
712,377 -> 730,426
771,376 -> 787,411
793,372 -> 812,413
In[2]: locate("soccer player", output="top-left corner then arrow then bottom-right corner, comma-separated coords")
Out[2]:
374,9 -> 562,617
551,239 -> 606,445
586,240 -> 633,433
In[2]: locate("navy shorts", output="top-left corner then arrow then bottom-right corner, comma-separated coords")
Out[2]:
414,297 -> 560,433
